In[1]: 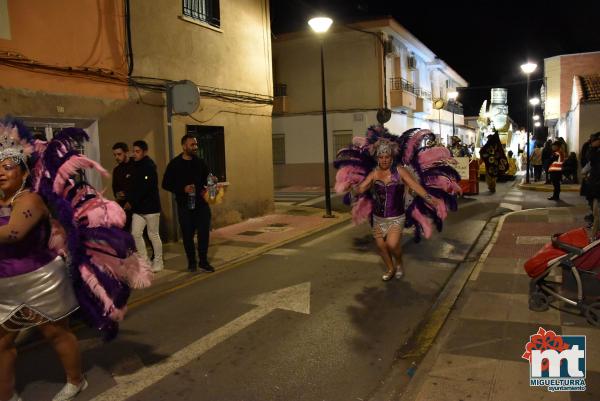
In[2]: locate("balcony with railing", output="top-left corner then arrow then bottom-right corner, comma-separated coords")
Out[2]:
389,77 -> 417,110
389,78 -> 433,114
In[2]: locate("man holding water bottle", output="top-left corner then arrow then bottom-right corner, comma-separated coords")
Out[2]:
162,134 -> 214,273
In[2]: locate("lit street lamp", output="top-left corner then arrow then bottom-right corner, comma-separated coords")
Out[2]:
533,115 -> 540,121
309,16 -> 334,218
447,91 -> 459,138
534,121 -> 541,127
521,62 -> 537,184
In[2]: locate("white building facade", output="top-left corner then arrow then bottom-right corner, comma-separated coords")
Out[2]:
272,18 -> 471,187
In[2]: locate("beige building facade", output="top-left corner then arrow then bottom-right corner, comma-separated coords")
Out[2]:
0,0 -> 274,239
272,18 -> 468,188
543,51 -> 600,155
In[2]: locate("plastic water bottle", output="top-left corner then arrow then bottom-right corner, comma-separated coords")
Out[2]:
207,173 -> 218,200
187,191 -> 196,210
407,361 -> 417,377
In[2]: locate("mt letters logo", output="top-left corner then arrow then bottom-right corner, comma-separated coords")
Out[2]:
522,327 -> 586,392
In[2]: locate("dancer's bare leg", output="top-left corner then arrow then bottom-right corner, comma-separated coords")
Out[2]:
0,328 -> 18,401
38,319 -> 83,385
375,236 -> 395,276
386,227 -> 404,275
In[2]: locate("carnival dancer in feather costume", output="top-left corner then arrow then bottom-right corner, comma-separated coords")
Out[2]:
334,126 -> 461,281
0,118 -> 152,401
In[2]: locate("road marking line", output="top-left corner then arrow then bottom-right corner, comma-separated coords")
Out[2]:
265,248 -> 300,256
90,283 -> 311,401
300,222 -> 355,247
499,202 -> 522,211
328,252 -> 382,263
516,236 -> 551,245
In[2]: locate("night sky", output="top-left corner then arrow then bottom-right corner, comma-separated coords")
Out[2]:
270,0 -> 600,129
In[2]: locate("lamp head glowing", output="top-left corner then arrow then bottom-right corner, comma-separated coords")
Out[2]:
308,17 -> 333,33
529,97 -> 540,106
521,62 -> 537,74
447,91 -> 459,101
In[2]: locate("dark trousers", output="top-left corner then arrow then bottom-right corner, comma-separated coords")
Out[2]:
533,165 -> 542,182
177,203 -> 211,267
550,171 -> 562,199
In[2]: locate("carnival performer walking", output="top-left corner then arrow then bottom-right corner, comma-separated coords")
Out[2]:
335,126 -> 461,281
0,119 -> 152,401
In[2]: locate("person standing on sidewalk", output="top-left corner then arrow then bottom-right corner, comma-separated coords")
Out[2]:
584,132 -> 600,237
162,134 -> 214,273
111,142 -> 134,232
547,140 -> 565,201
530,144 -> 543,182
128,140 -> 163,272
541,139 -> 553,184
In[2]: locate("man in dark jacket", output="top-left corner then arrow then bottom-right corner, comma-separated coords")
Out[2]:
129,140 -> 163,272
162,134 -> 214,272
585,132 -> 600,236
112,142 -> 134,231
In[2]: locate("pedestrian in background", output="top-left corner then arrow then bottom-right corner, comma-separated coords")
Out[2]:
561,152 -> 578,184
542,139 -> 553,184
128,140 -> 163,272
162,134 -> 214,273
547,141 -> 565,201
111,142 -> 133,231
583,132 -> 600,237
530,144 -> 543,182
480,132 -> 507,194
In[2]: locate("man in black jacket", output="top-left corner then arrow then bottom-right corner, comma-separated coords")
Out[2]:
162,134 -> 214,272
129,140 -> 163,272
112,142 -> 133,231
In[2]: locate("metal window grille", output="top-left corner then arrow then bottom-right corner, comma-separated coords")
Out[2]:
183,0 -> 220,27
186,125 -> 227,181
274,84 -> 287,97
272,134 -> 285,164
333,131 -> 353,154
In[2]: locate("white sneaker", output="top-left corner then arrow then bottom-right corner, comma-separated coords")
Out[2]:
151,259 -> 164,272
52,378 -> 88,401
7,393 -> 23,401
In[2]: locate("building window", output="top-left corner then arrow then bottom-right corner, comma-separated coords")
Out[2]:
272,134 -> 285,164
333,130 -> 353,154
183,0 -> 220,27
186,125 -> 227,181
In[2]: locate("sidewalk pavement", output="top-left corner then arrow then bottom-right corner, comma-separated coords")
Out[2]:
398,205 -> 599,401
129,203 -> 350,305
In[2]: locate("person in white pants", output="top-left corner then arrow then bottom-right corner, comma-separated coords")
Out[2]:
127,140 -> 163,272
131,213 -> 162,272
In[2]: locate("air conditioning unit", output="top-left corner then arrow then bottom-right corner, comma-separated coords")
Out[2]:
407,55 -> 417,70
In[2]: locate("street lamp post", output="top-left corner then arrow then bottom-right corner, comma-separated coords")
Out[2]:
448,91 -> 459,139
309,17 -> 334,218
521,62 -> 537,184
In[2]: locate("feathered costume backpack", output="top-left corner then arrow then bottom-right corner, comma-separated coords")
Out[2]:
7,119 -> 152,340
334,125 -> 461,241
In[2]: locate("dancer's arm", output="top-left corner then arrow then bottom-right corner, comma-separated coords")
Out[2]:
0,192 -> 48,243
353,172 -> 375,195
397,167 -> 440,207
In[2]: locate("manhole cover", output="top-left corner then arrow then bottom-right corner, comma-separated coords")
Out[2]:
238,231 -> 263,236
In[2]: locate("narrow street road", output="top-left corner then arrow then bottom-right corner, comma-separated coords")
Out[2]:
16,180 -> 583,401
